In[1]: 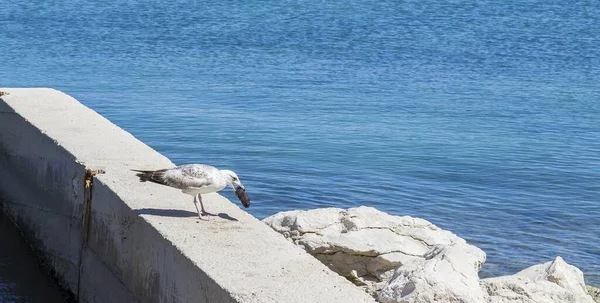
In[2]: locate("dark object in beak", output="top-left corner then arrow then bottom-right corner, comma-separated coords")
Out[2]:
235,186 -> 250,208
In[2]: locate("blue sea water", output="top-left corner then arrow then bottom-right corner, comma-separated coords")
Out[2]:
1,0 -> 599,294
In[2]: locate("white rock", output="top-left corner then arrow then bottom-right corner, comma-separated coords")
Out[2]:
263,206 -> 483,297
481,256 -> 595,303
378,242 -> 487,303
264,206 -> 595,303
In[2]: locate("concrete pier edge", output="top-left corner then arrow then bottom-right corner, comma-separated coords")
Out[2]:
0,88 -> 375,303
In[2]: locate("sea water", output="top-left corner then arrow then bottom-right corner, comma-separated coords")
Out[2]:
1,0 -> 598,293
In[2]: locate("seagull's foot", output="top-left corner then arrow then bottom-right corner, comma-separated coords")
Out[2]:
202,210 -> 217,217
196,211 -> 218,221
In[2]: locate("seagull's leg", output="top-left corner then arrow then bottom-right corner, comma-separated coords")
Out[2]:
193,194 -> 203,219
198,194 -> 208,216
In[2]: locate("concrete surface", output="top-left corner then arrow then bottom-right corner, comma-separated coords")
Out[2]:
0,88 -> 375,303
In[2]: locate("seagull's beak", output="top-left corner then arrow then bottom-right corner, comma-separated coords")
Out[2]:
234,180 -> 245,190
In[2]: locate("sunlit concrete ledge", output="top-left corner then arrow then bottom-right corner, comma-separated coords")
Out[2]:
0,88 -> 375,303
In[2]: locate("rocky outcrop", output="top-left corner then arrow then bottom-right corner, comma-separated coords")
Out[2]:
263,206 -> 484,298
263,206 -> 595,303
481,256 -> 594,303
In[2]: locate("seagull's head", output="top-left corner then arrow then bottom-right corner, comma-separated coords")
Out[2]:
221,170 -> 244,190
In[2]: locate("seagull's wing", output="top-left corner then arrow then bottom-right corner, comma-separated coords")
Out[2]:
134,164 -> 216,189
166,164 -> 219,189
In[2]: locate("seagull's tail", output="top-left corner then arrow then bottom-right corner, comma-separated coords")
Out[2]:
131,169 -> 166,184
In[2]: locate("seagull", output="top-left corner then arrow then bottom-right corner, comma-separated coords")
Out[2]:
132,164 -> 250,219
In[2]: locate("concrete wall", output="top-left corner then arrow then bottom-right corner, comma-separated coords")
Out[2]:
0,88 -> 375,303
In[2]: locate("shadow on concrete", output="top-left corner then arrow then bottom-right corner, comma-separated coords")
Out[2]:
135,208 -> 238,221
215,212 -> 238,221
